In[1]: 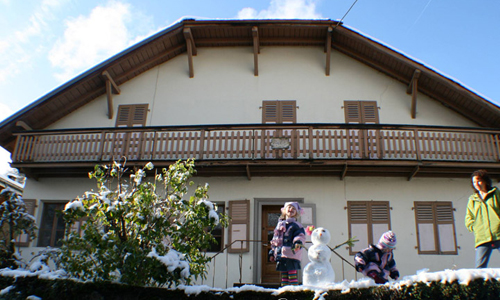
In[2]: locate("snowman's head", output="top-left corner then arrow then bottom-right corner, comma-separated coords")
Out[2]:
311,227 -> 331,245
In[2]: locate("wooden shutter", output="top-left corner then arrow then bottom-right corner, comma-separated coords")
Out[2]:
415,201 -> 457,255
361,101 -> 379,123
228,200 -> 250,253
115,104 -> 148,127
15,199 -> 36,247
344,101 -> 379,124
280,101 -> 297,123
436,202 -> 457,254
347,201 -> 390,254
262,101 -> 278,124
414,202 -> 437,254
344,101 -> 362,123
262,100 -> 296,124
348,201 -> 369,253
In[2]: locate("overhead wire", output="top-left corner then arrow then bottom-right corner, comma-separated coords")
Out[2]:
334,0 -> 359,29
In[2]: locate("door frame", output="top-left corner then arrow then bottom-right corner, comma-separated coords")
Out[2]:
252,198 -> 303,284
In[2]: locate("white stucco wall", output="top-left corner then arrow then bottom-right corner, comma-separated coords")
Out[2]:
19,174 -> 499,288
48,46 -> 476,130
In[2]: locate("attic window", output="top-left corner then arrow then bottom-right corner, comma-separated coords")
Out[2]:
115,104 -> 149,127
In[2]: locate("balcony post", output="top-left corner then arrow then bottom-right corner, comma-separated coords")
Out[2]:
98,130 -> 107,161
413,128 -> 421,161
12,135 -> 22,162
199,129 -> 206,160
308,126 -> 313,159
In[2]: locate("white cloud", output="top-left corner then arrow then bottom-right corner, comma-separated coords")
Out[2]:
0,0 -> 65,84
0,102 -> 14,122
49,1 -> 133,82
237,0 -> 322,19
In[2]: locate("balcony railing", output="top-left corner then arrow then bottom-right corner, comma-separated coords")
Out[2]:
12,124 -> 500,164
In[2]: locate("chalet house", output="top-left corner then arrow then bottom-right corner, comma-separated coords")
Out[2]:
1,19 -> 500,288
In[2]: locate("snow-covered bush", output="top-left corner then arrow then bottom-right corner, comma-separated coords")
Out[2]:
0,189 -> 37,268
59,159 -> 228,287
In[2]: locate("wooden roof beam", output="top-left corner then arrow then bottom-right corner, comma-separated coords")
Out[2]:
325,26 -> 332,76
102,70 -> 121,94
408,165 -> 420,181
102,70 -> 121,119
406,69 -> 421,119
252,26 -> 260,76
15,121 -> 32,131
341,162 -> 348,180
246,164 -> 252,180
183,28 -> 197,78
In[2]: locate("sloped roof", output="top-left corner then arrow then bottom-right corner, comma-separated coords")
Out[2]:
1,18 -> 499,152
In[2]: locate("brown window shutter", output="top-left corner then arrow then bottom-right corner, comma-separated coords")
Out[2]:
344,101 -> 379,124
371,202 -> 390,223
262,101 -> 278,124
435,202 -> 457,254
348,201 -> 368,223
262,100 -> 296,124
15,199 -> 36,247
115,104 -> 149,127
344,101 -> 362,123
228,199 -> 250,253
116,106 -> 131,127
280,100 -> 297,123
348,201 -> 390,254
347,201 -> 369,254
361,101 -> 379,123
414,202 -> 438,254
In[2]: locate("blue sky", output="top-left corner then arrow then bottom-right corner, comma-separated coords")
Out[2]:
1,0 -> 499,175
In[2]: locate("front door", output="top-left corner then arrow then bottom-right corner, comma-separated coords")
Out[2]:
261,205 -> 282,284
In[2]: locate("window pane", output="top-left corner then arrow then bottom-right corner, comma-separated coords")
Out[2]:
418,223 -> 436,251
351,223 -> 369,252
268,212 -> 280,228
37,203 -> 66,247
438,224 -> 456,252
207,204 -> 224,252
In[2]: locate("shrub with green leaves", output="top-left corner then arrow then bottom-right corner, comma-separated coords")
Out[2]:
59,159 -> 228,287
0,189 -> 37,269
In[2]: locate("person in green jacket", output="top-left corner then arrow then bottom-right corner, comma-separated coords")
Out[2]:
465,169 -> 500,268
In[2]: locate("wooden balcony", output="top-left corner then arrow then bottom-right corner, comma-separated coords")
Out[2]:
11,124 -> 500,180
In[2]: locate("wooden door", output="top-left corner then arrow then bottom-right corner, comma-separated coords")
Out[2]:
261,205 -> 282,284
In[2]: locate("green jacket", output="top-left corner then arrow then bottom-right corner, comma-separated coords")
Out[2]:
465,187 -> 500,247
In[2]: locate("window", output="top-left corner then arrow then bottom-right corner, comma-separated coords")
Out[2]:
414,201 -> 457,255
262,100 -> 296,124
344,101 -> 379,124
344,101 -> 380,158
15,199 -> 36,247
113,104 -> 149,160
115,104 -> 149,127
37,202 -> 67,247
347,201 -> 391,255
206,203 -> 225,252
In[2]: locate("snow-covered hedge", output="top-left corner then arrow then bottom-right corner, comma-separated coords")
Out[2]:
1,273 -> 500,300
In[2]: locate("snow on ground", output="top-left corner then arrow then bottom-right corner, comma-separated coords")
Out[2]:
2,267 -> 500,298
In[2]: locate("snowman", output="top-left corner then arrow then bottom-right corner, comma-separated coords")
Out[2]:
303,227 -> 335,286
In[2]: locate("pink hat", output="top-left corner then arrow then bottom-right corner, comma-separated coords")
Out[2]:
378,231 -> 397,249
281,202 -> 304,215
